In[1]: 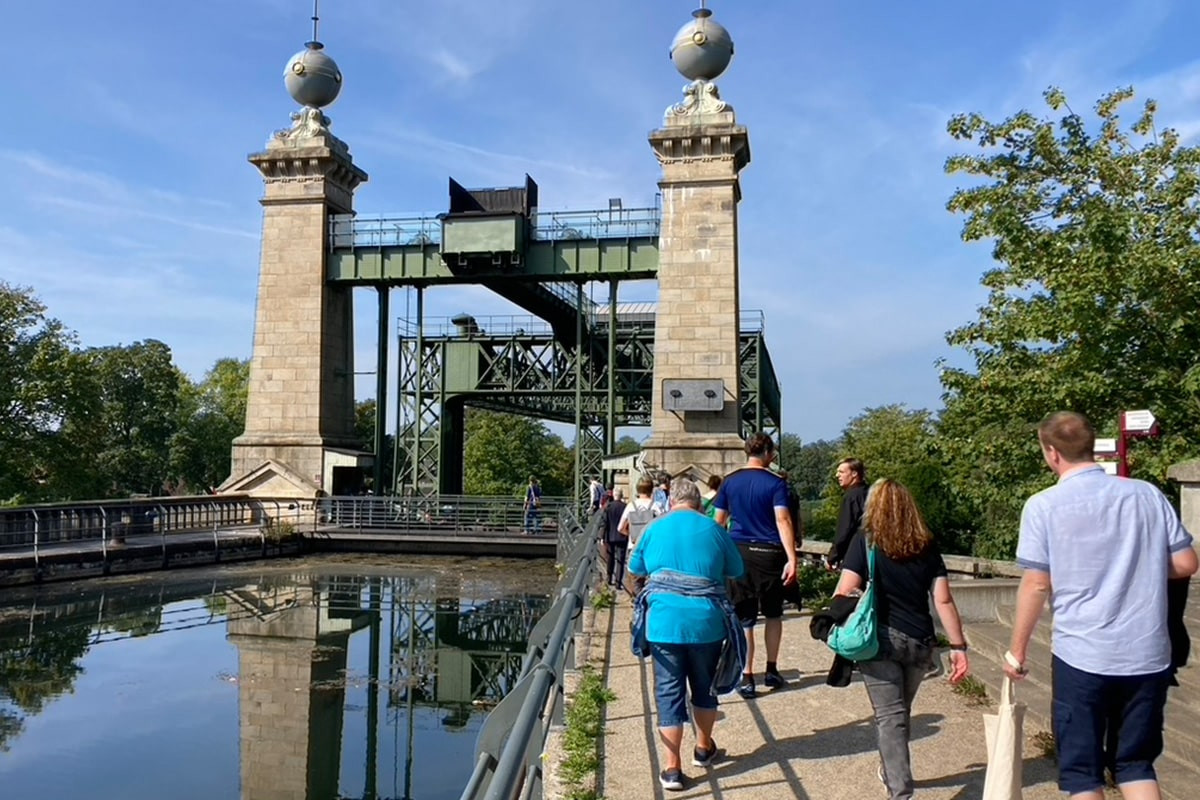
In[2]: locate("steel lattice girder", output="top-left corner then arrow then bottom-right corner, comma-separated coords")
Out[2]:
395,327 -> 782,497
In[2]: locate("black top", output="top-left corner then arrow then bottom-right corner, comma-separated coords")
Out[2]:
785,486 -> 801,534
842,530 -> 947,641
603,500 -> 628,544
832,484 -> 867,564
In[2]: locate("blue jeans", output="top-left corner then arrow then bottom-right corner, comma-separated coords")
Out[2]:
523,507 -> 540,533
1052,655 -> 1170,795
650,641 -> 723,728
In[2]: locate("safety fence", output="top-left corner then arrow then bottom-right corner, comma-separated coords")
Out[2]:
0,495 -> 270,551
314,494 -> 572,537
460,507 -> 601,800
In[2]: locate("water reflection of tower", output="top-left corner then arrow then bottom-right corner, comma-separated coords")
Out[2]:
225,584 -> 370,800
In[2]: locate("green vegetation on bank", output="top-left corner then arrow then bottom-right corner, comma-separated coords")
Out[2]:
561,666 -> 616,800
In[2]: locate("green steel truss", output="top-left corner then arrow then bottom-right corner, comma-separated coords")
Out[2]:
394,316 -> 782,499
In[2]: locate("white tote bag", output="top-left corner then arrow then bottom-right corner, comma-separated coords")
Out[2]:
982,676 -> 1026,800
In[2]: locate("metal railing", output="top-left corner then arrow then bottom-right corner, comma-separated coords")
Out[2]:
461,507 -> 601,800
532,207 -> 660,241
329,207 -> 661,250
397,306 -> 766,339
314,494 -> 573,537
0,496 -> 266,551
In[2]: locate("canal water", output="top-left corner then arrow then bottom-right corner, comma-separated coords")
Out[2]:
0,555 -> 558,800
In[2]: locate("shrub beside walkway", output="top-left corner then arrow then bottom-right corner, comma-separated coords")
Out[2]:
594,599 -> 1066,800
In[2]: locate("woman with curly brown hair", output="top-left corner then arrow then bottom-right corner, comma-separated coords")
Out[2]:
834,478 -> 971,800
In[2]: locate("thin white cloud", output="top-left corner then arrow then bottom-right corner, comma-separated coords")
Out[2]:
427,48 -> 479,83
37,195 -> 257,240
358,126 -> 616,184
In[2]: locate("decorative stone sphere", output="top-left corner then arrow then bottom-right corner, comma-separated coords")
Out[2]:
670,8 -> 734,82
284,42 -> 342,108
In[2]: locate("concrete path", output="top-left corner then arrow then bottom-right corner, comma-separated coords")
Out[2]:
596,599 -> 1068,800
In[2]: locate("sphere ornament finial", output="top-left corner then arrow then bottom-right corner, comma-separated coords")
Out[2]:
669,6 -> 734,82
284,40 -> 343,109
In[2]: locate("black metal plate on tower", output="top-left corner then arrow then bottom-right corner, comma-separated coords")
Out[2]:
662,379 -> 724,411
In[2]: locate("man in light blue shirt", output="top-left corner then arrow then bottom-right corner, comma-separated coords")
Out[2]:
1006,411 -> 1198,800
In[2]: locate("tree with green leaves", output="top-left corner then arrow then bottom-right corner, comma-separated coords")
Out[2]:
67,340 -> 185,497
940,87 -> 1200,557
0,283 -> 91,504
169,358 -> 249,493
463,409 -> 573,496
777,435 -> 839,502
612,435 -> 642,456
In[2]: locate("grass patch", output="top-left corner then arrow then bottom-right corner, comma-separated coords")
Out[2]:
265,519 -> 298,543
560,667 -> 616,794
590,586 -> 615,610
1030,730 -> 1057,762
951,675 -> 990,705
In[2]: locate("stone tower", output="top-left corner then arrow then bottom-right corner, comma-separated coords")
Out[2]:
640,7 -> 752,479
225,36 -> 370,496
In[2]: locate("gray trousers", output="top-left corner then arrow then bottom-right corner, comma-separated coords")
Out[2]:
857,627 -> 936,800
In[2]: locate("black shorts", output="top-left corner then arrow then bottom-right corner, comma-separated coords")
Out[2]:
729,543 -> 787,626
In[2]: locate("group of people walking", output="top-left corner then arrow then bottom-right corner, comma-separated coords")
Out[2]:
602,411 -> 1196,800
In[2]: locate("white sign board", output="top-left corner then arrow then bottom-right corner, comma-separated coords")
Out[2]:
1099,461 -> 1118,476
1094,438 -> 1118,455
1124,409 -> 1156,433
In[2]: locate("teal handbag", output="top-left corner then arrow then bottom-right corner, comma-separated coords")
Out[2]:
827,541 -> 879,661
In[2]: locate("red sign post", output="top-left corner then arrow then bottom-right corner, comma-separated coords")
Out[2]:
1117,409 -> 1161,477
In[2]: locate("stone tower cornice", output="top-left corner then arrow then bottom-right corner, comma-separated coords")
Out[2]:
248,140 -> 367,213
649,124 -> 751,192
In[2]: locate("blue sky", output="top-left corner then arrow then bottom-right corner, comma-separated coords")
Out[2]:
5,0 -> 1200,443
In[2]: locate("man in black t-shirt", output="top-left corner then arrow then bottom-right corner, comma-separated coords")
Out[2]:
829,457 -> 867,568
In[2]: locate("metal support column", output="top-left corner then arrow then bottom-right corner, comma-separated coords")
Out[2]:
392,310 -> 404,495
374,287 -> 389,494
755,335 -> 764,435
606,281 -> 617,482
573,283 -> 584,505
409,287 -> 424,496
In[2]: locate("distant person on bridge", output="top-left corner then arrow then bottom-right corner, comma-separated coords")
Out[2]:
829,457 -> 867,569
589,476 -> 605,514
603,488 -> 628,589
652,475 -> 671,516
619,476 -> 660,596
714,433 -> 798,699
629,478 -> 744,792
835,478 -> 970,800
522,477 -> 542,535
1005,411 -> 1198,800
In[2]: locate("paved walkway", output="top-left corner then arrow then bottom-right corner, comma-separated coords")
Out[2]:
596,599 -> 1068,800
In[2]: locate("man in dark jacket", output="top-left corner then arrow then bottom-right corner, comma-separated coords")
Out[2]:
829,458 -> 866,569
603,488 -> 629,588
